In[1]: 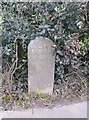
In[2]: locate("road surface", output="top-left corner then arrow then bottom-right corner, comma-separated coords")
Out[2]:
0,101 -> 87,119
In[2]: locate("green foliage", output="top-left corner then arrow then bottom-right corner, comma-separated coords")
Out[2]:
36,92 -> 49,101
3,95 -> 10,104
83,37 -> 89,49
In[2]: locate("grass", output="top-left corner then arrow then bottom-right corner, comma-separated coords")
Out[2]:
36,92 -> 50,101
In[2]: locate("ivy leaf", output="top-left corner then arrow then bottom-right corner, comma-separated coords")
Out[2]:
54,6 -> 58,12
0,16 -> 4,24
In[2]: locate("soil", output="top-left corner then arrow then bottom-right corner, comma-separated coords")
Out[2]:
1,95 -> 87,111
28,92 -> 87,109
1,82 -> 88,111
1,91 -> 87,111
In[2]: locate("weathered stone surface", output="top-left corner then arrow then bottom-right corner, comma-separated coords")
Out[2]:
28,37 -> 55,94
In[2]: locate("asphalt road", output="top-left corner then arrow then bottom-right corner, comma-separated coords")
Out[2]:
0,101 -> 87,119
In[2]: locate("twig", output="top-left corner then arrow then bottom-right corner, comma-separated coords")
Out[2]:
16,69 -> 27,79
64,71 -> 83,81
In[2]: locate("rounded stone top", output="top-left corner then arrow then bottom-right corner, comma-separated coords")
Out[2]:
28,37 -> 54,49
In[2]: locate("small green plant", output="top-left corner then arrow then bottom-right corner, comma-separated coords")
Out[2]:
36,92 -> 49,101
3,95 -> 10,104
